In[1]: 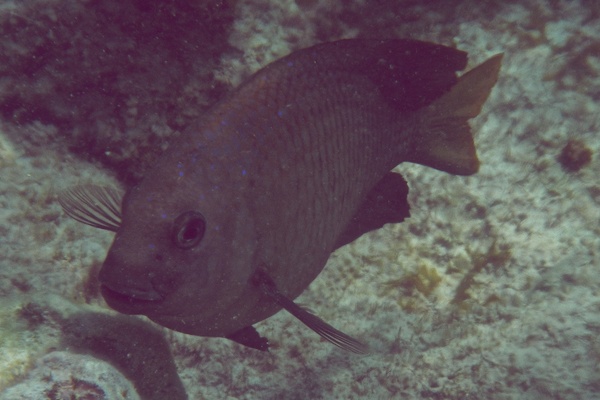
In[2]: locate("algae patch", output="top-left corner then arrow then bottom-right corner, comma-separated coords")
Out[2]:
452,241 -> 512,308
382,263 -> 442,312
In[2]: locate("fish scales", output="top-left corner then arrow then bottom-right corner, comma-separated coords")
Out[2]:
245,82 -> 391,289
59,39 -> 502,351
146,65 -> 390,329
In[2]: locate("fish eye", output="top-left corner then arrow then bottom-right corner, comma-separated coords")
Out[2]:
172,211 -> 206,249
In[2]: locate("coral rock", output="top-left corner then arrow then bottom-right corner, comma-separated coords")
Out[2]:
1,351 -> 140,400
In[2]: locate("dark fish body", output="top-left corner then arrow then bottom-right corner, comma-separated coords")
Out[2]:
60,39 -> 501,351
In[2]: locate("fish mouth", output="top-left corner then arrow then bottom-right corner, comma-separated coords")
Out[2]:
101,284 -> 164,314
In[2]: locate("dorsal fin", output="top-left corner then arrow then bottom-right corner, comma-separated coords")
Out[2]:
252,39 -> 468,113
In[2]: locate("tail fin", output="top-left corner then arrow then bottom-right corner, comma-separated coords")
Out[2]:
408,54 -> 503,175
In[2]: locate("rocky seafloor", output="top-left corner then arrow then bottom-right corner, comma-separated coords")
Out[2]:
1,0 -> 599,399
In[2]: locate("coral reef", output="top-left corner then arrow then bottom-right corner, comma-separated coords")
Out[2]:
61,311 -> 187,400
0,0 -> 235,184
0,351 -> 139,400
1,0 -> 600,399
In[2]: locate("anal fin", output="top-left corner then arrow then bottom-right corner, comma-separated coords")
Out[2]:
334,172 -> 410,250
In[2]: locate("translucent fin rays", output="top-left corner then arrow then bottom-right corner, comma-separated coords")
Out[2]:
58,185 -> 122,232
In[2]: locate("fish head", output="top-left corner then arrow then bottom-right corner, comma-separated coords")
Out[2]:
98,165 -> 258,334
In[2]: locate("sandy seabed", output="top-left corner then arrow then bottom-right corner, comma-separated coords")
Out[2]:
1,0 -> 599,399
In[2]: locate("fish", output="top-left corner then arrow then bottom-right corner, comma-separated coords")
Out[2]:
59,39 -> 502,353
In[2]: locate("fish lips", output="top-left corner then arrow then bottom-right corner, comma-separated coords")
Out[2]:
100,284 -> 165,315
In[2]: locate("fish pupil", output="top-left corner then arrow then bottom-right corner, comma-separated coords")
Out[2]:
182,226 -> 198,241
172,211 -> 206,249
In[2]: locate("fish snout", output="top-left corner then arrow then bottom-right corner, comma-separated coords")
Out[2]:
99,252 -> 181,314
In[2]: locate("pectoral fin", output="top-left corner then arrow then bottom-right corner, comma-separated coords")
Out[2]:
251,267 -> 369,354
58,185 -> 123,232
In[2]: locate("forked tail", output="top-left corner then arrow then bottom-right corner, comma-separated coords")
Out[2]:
407,54 -> 503,175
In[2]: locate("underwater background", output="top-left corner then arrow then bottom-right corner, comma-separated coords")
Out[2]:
1,0 -> 599,399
